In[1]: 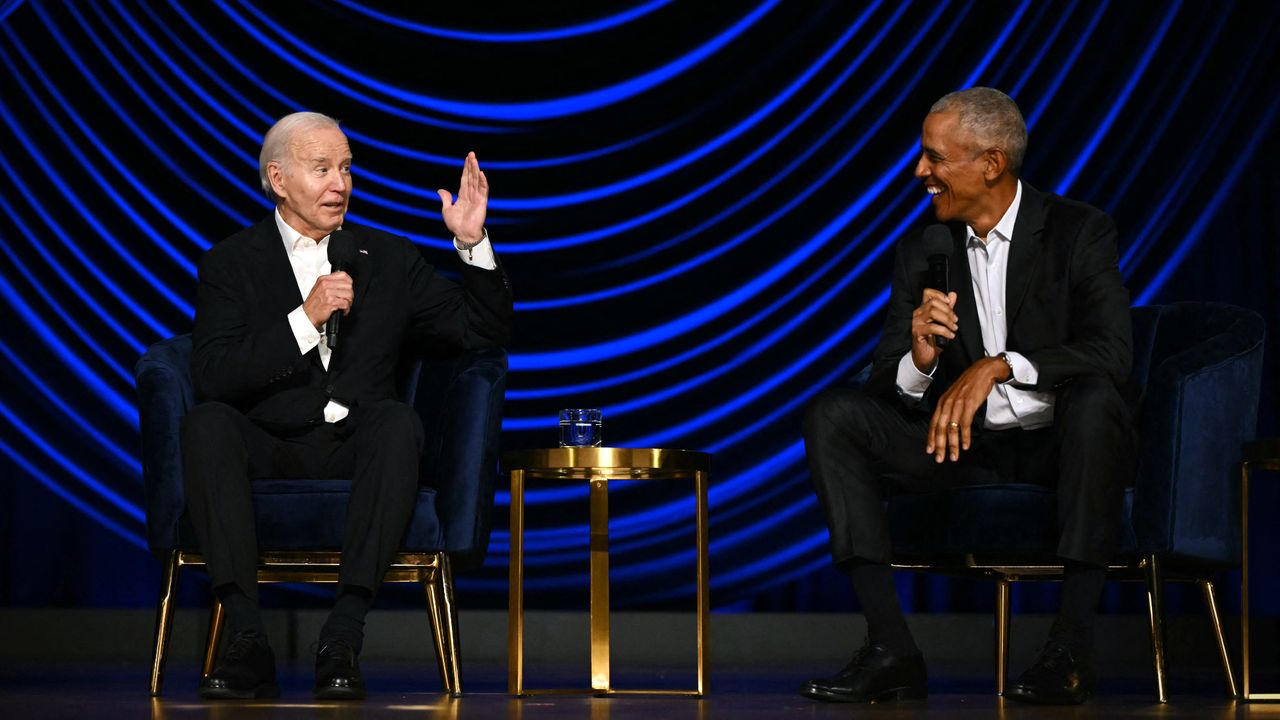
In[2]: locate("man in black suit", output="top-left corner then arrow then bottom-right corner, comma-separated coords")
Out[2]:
181,112 -> 512,700
800,88 -> 1134,705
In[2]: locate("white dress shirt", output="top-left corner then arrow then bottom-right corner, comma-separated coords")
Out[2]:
895,181 -> 1055,430
275,209 -> 496,423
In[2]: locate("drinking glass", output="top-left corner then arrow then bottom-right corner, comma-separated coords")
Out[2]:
559,409 -> 602,447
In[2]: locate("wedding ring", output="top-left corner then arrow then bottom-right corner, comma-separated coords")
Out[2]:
948,422 -> 959,429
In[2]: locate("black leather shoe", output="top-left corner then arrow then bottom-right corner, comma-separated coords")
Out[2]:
799,640 -> 927,703
1005,640 -> 1094,705
198,629 -> 279,700
314,638 -> 366,700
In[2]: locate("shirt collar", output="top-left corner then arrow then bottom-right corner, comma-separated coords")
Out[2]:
274,208 -> 334,254
966,179 -> 1022,246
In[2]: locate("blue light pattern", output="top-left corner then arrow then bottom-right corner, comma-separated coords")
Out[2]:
1,0 -> 1277,611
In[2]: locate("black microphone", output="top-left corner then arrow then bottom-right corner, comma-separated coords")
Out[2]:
922,224 -> 953,348
326,230 -> 357,349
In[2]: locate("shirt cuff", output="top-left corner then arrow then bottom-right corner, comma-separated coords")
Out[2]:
287,305 -> 323,356
1002,351 -> 1039,386
455,230 -> 496,270
895,352 -> 935,399
324,400 -> 350,424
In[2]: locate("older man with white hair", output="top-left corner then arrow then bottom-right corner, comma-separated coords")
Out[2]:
181,112 -> 512,700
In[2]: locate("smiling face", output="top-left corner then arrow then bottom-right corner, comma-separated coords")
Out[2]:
914,110 -> 993,227
268,125 -> 352,240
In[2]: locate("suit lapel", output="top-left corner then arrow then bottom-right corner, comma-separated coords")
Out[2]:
1005,183 -> 1046,324
948,224 -> 985,365
325,226 -> 372,375
349,228 -> 372,309
249,216 -> 305,312
251,216 -> 324,371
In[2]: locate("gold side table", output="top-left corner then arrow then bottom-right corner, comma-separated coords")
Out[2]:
1243,437 -> 1280,700
504,447 -> 711,697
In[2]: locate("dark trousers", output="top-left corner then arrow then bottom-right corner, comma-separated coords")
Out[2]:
181,399 -> 425,603
803,375 -> 1135,567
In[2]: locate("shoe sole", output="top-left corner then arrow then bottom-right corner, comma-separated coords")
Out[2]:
800,685 -> 927,703
1003,687 -> 1091,706
198,682 -> 280,700
314,685 -> 367,701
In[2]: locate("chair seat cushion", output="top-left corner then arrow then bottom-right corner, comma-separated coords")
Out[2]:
888,484 -> 1137,559
176,480 -> 443,552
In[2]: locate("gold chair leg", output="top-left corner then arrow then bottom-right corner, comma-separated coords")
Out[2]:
1242,460 -> 1252,699
1144,553 -> 1168,703
508,468 -> 526,696
1201,580 -> 1238,696
202,598 -> 225,677
426,552 -> 463,696
995,578 -> 1012,696
150,550 -> 181,696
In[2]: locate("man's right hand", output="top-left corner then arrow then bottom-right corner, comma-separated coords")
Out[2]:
910,288 -> 958,372
303,271 -> 354,330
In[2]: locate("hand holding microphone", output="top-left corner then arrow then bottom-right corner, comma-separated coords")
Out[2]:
302,230 -> 357,347
325,230 -> 357,349
909,225 -> 958,373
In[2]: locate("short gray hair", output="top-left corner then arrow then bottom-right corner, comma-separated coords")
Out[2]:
930,87 -> 1027,174
258,112 -> 342,203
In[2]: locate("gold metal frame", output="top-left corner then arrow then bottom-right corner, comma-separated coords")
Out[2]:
891,554 -> 1237,703
505,447 -> 711,697
149,550 -> 461,697
1242,440 -> 1280,701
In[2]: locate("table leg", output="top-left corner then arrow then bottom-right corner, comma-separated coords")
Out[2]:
590,476 -> 610,694
695,469 -> 710,696
508,469 -> 525,695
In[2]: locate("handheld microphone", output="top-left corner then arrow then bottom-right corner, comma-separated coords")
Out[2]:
922,224 -> 953,348
326,230 -> 357,349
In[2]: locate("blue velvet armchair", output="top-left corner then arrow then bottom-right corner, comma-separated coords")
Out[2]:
882,302 -> 1266,701
135,334 -> 508,696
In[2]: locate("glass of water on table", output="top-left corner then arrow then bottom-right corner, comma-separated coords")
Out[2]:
559,409 -> 602,447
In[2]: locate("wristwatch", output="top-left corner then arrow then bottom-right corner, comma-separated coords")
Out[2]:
998,352 -> 1016,383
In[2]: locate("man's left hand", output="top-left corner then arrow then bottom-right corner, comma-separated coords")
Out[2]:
926,356 -> 1012,463
438,151 -> 488,246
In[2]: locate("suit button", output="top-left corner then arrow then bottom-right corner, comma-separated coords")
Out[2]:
325,384 -> 336,395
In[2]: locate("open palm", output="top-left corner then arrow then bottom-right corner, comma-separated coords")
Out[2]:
438,152 -> 488,246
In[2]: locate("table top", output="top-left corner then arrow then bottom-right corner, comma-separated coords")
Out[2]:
503,447 -> 710,479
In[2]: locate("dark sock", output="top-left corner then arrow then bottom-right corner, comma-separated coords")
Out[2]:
1055,561 -> 1106,656
215,583 -> 265,639
849,562 -> 918,655
320,584 -> 373,652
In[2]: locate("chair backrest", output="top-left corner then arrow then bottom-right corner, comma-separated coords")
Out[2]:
1127,302 -> 1266,565
134,334 -> 508,565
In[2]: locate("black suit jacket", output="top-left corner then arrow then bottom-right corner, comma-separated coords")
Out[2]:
191,216 -> 513,433
864,183 -> 1132,423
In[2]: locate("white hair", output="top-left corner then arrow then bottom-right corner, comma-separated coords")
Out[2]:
258,112 -> 342,203
930,87 -> 1027,174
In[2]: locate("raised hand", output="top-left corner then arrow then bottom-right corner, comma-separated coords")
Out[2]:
437,151 -> 488,246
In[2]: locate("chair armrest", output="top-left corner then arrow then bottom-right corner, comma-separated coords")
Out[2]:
414,346 -> 508,568
134,335 -> 195,553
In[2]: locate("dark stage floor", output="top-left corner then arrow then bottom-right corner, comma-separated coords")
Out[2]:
0,661 -> 1267,720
